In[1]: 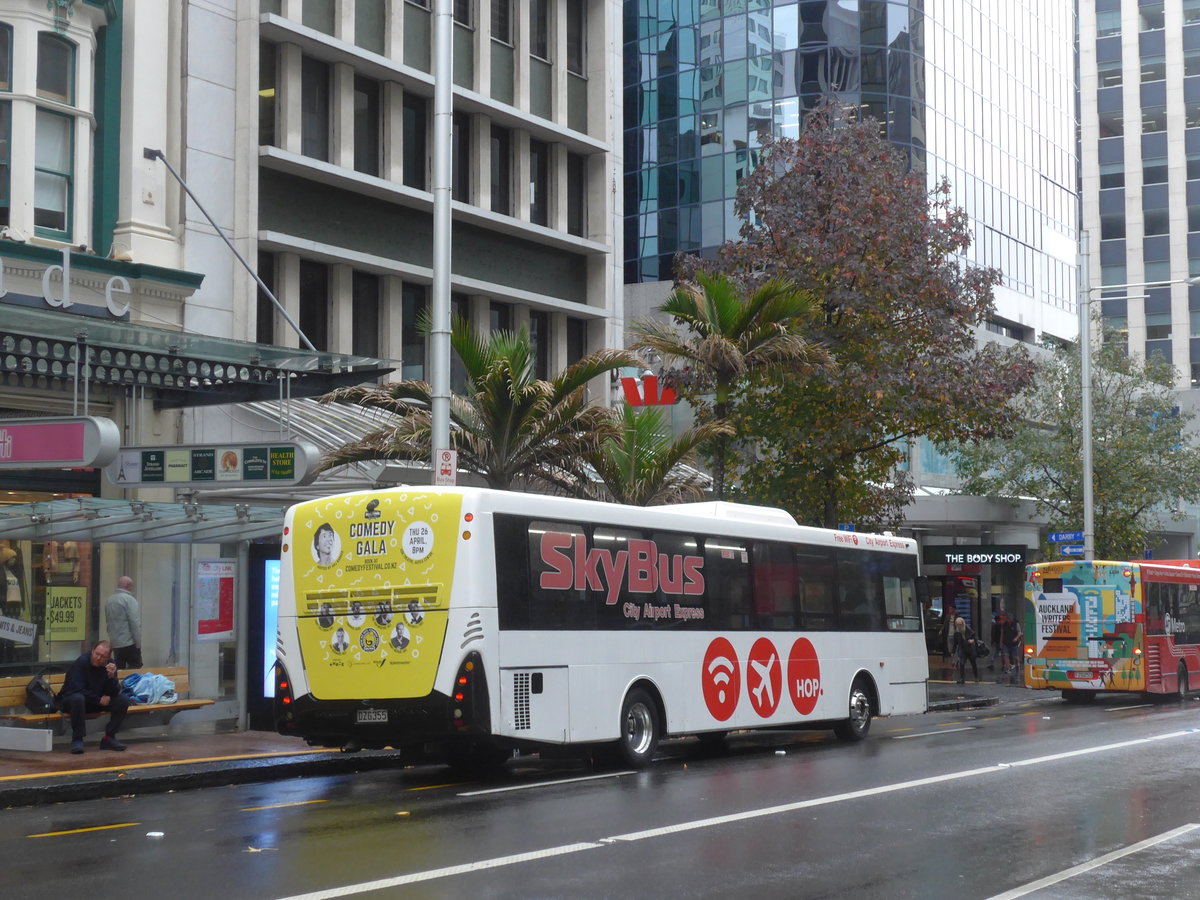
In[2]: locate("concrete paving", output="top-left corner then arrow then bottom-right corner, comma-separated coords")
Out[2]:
0,657 -> 1050,809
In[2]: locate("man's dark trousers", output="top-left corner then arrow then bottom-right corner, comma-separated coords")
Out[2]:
60,692 -> 130,741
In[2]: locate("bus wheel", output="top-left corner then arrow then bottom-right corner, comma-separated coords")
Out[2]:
1177,664 -> 1190,700
617,688 -> 660,768
833,680 -> 872,742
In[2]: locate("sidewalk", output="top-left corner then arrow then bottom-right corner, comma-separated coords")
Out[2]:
0,659 -> 1044,810
0,723 -> 404,809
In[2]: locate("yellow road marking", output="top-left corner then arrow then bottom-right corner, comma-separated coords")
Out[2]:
241,799 -> 327,812
980,716 -> 1003,721
936,721 -> 963,727
886,727 -> 915,733
0,749 -> 331,784
29,822 -> 140,838
406,782 -> 465,792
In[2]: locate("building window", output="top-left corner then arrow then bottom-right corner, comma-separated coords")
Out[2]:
403,93 -> 428,189
452,111 -> 471,202
1146,313 -> 1172,340
1144,158 -> 1168,185
1098,60 -> 1122,88
37,33 -> 74,104
1187,49 -> 1200,78
491,126 -> 511,214
256,252 -> 277,344
402,283 -> 428,380
566,0 -> 585,75
567,317 -> 586,366
0,102 -> 9,227
1100,212 -> 1125,240
1139,3 -> 1165,31
454,0 -> 472,26
492,0 -> 512,44
0,23 -> 11,91
301,56 -> 330,161
302,0 -> 336,34
1100,161 -> 1125,188
355,0 -> 386,54
1099,109 -> 1123,138
1189,152 -> 1200,181
529,311 -> 549,379
299,260 -> 329,351
566,152 -> 586,236
1096,10 -> 1121,37
1143,106 -> 1167,133
531,0 -> 550,60
1142,55 -> 1166,82
529,139 -> 549,226
34,110 -> 71,236
1144,208 -> 1170,236
354,76 -> 380,176
259,42 -> 277,147
490,301 -> 512,333
1188,0 -> 1200,25
352,271 -> 380,357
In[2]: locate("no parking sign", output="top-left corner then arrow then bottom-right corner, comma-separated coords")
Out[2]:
435,448 -> 457,485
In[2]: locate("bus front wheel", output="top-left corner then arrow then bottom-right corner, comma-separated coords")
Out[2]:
833,680 -> 872,742
617,688 -> 660,768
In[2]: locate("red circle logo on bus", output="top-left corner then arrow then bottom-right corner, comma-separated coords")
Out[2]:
701,637 -> 741,721
746,637 -> 782,718
787,637 -> 821,715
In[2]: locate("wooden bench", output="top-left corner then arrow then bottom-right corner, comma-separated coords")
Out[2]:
0,667 -> 213,751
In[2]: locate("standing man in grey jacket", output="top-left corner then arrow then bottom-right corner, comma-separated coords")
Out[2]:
105,575 -> 142,669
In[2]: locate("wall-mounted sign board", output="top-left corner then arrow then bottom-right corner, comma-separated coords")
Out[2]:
104,442 -> 320,489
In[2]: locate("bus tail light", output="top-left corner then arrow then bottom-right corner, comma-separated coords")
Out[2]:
1025,645 -> 1034,657
451,651 -> 489,733
275,662 -> 296,728
1134,646 -> 1143,656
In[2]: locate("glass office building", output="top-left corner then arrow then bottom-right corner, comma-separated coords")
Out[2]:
624,0 -> 1078,343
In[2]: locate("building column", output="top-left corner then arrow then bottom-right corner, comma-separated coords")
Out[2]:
278,42 -> 303,156
379,274 -> 405,374
328,263 -> 355,354
276,252 -> 302,350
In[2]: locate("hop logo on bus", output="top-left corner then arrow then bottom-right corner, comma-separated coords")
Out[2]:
787,637 -> 821,715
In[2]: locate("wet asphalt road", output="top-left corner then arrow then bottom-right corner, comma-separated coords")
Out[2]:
4,696 -> 1200,899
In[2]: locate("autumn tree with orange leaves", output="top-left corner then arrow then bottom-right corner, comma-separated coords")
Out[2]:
684,102 -> 1034,530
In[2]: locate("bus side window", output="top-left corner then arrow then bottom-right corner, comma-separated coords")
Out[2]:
836,549 -> 885,632
1182,585 -> 1200,645
651,530 -> 704,626
751,541 -> 799,630
593,526 -> 644,628
1146,582 -> 1165,635
703,537 -> 753,629
495,513 -> 531,629
527,520 -> 595,630
796,547 -> 836,630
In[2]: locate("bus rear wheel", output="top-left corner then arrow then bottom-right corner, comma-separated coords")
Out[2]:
833,680 -> 872,742
617,688 -> 660,768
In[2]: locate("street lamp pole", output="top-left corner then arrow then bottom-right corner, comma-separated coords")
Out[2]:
1079,263 -> 1200,561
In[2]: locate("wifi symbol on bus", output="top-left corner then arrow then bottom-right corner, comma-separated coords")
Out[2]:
702,637 -> 741,721
708,656 -> 736,704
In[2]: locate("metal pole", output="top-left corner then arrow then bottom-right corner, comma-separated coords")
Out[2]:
1079,230 -> 1095,561
143,148 -> 317,352
430,0 -> 453,473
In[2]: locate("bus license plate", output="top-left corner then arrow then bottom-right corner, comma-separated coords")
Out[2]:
356,709 -> 387,724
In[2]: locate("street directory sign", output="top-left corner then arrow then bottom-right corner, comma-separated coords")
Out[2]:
1060,544 -> 1085,557
1048,531 -> 1083,543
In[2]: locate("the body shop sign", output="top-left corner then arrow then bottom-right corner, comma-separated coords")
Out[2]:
922,545 -> 1028,566
0,416 -> 120,470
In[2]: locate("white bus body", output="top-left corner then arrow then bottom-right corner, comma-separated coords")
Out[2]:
274,487 -> 928,767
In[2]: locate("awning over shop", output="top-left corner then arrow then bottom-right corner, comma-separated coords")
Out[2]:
0,303 -> 396,409
0,497 -> 284,544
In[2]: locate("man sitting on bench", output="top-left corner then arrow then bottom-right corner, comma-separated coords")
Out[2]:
59,641 -> 129,754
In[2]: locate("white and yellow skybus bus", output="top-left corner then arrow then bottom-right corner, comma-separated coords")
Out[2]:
273,486 -> 929,768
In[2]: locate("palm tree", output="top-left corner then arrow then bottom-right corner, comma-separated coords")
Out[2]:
583,404 -> 733,506
629,271 -> 827,499
317,321 -> 642,491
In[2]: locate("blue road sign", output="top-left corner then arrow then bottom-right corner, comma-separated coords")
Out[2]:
1048,531 -> 1084,543
1060,544 -> 1085,557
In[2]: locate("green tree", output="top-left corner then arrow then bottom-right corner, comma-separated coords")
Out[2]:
582,404 -> 733,506
953,333 -> 1200,560
317,322 -> 641,492
628,270 -> 826,500
694,101 -> 1034,529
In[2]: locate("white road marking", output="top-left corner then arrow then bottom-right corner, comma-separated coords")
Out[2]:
893,727 -> 975,739
274,727 -> 1200,900
985,823 -> 1200,899
1104,703 -> 1152,711
458,771 -> 635,796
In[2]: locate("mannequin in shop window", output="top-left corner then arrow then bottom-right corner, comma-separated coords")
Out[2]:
44,540 -> 81,586
0,541 -> 28,664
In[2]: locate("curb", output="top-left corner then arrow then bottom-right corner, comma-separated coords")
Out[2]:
927,696 -> 1001,712
0,750 -> 406,809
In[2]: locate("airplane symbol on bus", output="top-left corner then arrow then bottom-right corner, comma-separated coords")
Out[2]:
750,652 -> 778,708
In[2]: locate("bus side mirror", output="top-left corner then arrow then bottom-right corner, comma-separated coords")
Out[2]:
915,576 -> 930,604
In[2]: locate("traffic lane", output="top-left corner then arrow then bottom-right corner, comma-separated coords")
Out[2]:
3,701 -> 1197,900
350,721 -> 1200,900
